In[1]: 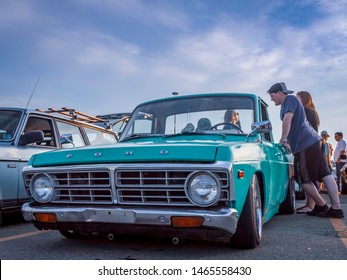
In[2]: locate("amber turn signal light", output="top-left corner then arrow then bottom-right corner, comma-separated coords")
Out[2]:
171,216 -> 204,227
34,213 -> 57,223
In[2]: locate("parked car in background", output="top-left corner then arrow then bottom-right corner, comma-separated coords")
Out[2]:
21,93 -> 295,248
0,107 -> 117,225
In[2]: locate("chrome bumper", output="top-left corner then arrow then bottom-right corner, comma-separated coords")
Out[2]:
22,203 -> 238,235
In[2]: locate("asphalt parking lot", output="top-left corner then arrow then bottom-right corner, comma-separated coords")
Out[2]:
0,194 -> 346,260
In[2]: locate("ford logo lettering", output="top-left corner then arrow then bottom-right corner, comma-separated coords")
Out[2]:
94,152 -> 103,157
160,150 -> 169,155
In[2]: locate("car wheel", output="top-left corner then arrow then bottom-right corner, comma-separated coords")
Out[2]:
59,230 -> 88,239
230,175 -> 262,249
279,177 -> 296,214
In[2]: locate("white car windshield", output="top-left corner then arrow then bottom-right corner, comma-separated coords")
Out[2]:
120,95 -> 255,141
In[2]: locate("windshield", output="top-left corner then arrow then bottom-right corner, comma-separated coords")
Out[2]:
120,95 -> 255,141
0,110 -> 22,141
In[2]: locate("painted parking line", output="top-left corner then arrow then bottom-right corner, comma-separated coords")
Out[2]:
330,218 -> 347,249
0,230 -> 48,243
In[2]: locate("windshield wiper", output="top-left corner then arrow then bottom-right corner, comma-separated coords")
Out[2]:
164,131 -> 207,138
120,133 -> 165,142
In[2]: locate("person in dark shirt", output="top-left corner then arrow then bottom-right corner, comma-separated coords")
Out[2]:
268,82 -> 343,218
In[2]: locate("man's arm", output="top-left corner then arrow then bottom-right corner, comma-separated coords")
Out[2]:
280,112 -> 294,145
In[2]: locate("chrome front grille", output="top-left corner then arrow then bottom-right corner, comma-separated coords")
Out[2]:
24,170 -> 112,204
24,168 -> 230,206
115,169 -> 229,206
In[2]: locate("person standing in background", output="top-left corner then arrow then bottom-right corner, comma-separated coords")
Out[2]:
333,132 -> 347,193
295,91 -> 320,213
320,131 -> 333,193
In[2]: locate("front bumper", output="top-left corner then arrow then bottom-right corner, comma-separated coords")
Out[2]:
22,203 -> 238,241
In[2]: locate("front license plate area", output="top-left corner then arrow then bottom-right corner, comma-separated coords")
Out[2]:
83,209 -> 135,223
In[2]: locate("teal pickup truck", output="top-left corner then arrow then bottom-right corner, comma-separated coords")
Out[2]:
22,93 -> 295,248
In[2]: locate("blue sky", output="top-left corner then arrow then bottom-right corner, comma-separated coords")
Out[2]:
1,0 -> 346,142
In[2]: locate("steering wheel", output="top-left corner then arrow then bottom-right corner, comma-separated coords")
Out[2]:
211,122 -> 243,133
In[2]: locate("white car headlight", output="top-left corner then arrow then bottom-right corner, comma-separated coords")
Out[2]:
29,174 -> 56,203
185,172 -> 220,206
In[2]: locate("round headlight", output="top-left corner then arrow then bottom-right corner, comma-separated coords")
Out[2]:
185,172 -> 220,206
29,174 -> 56,203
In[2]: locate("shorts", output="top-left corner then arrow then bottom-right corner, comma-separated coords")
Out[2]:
294,139 -> 331,184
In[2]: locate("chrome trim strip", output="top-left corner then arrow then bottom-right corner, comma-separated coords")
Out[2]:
23,161 -> 233,172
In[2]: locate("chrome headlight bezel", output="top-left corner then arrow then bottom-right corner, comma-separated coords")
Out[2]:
29,173 -> 56,203
185,171 -> 221,207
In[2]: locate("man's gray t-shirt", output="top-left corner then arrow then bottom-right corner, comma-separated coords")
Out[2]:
280,95 -> 321,154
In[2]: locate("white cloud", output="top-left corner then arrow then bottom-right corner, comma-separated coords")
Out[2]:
39,30 -> 141,74
0,0 -> 36,26
1,0 -> 347,140
75,0 -> 190,31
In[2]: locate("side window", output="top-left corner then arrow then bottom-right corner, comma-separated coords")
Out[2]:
84,127 -> 117,146
260,102 -> 272,142
23,116 -> 57,147
56,121 -> 86,149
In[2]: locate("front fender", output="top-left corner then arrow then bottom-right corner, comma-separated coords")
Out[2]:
232,164 -> 261,214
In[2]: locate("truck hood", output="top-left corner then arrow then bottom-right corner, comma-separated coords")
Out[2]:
29,140 -> 234,167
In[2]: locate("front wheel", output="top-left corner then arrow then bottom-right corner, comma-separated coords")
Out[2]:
279,177 -> 296,214
230,175 -> 262,249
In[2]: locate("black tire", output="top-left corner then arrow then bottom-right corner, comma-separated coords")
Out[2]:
279,177 -> 296,214
59,230 -> 88,239
230,175 -> 262,249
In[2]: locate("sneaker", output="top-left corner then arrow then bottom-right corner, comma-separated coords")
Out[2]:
318,207 -> 344,218
306,204 -> 329,216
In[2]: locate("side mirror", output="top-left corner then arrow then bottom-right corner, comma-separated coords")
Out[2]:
251,120 -> 272,134
60,134 -> 73,144
59,133 -> 75,148
18,130 -> 44,146
246,121 -> 272,142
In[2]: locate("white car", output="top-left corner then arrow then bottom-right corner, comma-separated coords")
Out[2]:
0,107 -> 118,225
